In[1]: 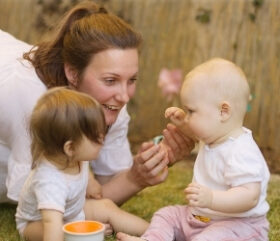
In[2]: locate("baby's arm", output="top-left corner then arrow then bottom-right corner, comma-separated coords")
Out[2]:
185,182 -> 261,213
165,107 -> 194,139
41,209 -> 64,241
165,107 -> 186,128
87,169 -> 102,199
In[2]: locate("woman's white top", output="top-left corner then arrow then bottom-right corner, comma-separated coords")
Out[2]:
91,106 -> 133,175
15,161 -> 88,234
191,127 -> 270,219
0,30 -> 133,202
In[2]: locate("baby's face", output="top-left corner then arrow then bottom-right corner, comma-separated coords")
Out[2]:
72,135 -> 103,162
180,76 -> 222,144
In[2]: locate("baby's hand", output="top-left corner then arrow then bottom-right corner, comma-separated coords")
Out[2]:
184,182 -> 213,208
165,107 -> 186,127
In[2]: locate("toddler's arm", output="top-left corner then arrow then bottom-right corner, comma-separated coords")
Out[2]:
41,209 -> 64,241
185,182 -> 261,213
87,170 -> 103,199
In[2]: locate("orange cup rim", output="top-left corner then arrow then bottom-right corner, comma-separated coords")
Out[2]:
63,220 -> 105,236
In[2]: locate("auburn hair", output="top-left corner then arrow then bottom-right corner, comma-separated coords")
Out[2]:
23,1 -> 142,88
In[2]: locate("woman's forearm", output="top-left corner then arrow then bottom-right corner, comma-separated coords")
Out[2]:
101,169 -> 143,205
99,143 -> 169,205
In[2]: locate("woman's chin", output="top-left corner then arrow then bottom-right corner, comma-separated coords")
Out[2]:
104,113 -> 118,126
102,106 -> 122,126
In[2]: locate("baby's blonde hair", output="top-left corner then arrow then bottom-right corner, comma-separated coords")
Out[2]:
184,58 -> 250,119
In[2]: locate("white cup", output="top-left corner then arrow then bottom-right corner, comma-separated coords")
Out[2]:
63,220 -> 105,241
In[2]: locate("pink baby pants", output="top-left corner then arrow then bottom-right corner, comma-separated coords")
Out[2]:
141,205 -> 269,241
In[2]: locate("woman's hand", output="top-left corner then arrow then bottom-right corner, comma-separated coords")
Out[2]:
129,142 -> 169,188
161,123 -> 195,165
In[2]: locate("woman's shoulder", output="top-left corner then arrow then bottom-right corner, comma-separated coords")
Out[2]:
0,30 -> 45,89
0,30 -> 33,70
0,30 -> 32,56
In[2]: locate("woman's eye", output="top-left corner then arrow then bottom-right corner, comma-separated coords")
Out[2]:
129,77 -> 137,84
104,78 -> 116,85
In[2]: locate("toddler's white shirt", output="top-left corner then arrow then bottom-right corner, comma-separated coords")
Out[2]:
15,161 -> 88,234
191,127 -> 270,219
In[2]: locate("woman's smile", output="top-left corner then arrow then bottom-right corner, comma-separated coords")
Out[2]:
76,48 -> 139,125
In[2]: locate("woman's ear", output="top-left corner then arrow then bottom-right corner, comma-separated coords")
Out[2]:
220,101 -> 231,122
64,140 -> 74,157
64,63 -> 78,87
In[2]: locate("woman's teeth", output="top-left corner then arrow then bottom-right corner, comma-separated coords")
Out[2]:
103,105 -> 120,111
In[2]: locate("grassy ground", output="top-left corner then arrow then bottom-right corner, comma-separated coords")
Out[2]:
0,160 -> 279,241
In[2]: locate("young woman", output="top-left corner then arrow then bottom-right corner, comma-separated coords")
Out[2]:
0,1 -> 194,205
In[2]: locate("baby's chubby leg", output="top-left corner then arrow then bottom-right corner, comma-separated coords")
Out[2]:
117,205 -> 190,241
84,198 -> 149,236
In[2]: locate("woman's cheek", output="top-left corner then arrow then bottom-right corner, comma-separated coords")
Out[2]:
128,83 -> 136,98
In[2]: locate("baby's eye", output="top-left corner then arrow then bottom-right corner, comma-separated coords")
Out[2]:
186,109 -> 194,115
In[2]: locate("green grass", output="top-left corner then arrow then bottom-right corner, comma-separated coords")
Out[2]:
0,161 -> 279,241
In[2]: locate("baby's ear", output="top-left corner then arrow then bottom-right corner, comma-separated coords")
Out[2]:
64,140 -> 74,157
220,101 -> 231,122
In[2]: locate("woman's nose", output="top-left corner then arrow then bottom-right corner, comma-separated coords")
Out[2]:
116,85 -> 130,103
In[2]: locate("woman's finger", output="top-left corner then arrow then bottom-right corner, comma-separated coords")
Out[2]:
164,124 -> 195,160
146,163 -> 169,185
141,150 -> 167,172
166,124 -> 189,151
139,141 -> 154,153
137,144 -> 161,165
167,148 -> 176,165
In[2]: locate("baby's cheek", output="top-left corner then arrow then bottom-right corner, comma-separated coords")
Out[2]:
183,121 -> 196,137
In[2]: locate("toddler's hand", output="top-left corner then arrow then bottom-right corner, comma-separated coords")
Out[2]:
104,223 -> 113,236
86,177 -> 102,199
165,107 -> 186,127
184,182 -> 213,208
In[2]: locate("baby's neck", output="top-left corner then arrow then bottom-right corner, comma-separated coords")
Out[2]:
208,126 -> 244,148
48,158 -> 81,175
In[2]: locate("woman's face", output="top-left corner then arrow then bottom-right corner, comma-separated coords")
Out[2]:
76,48 -> 139,126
